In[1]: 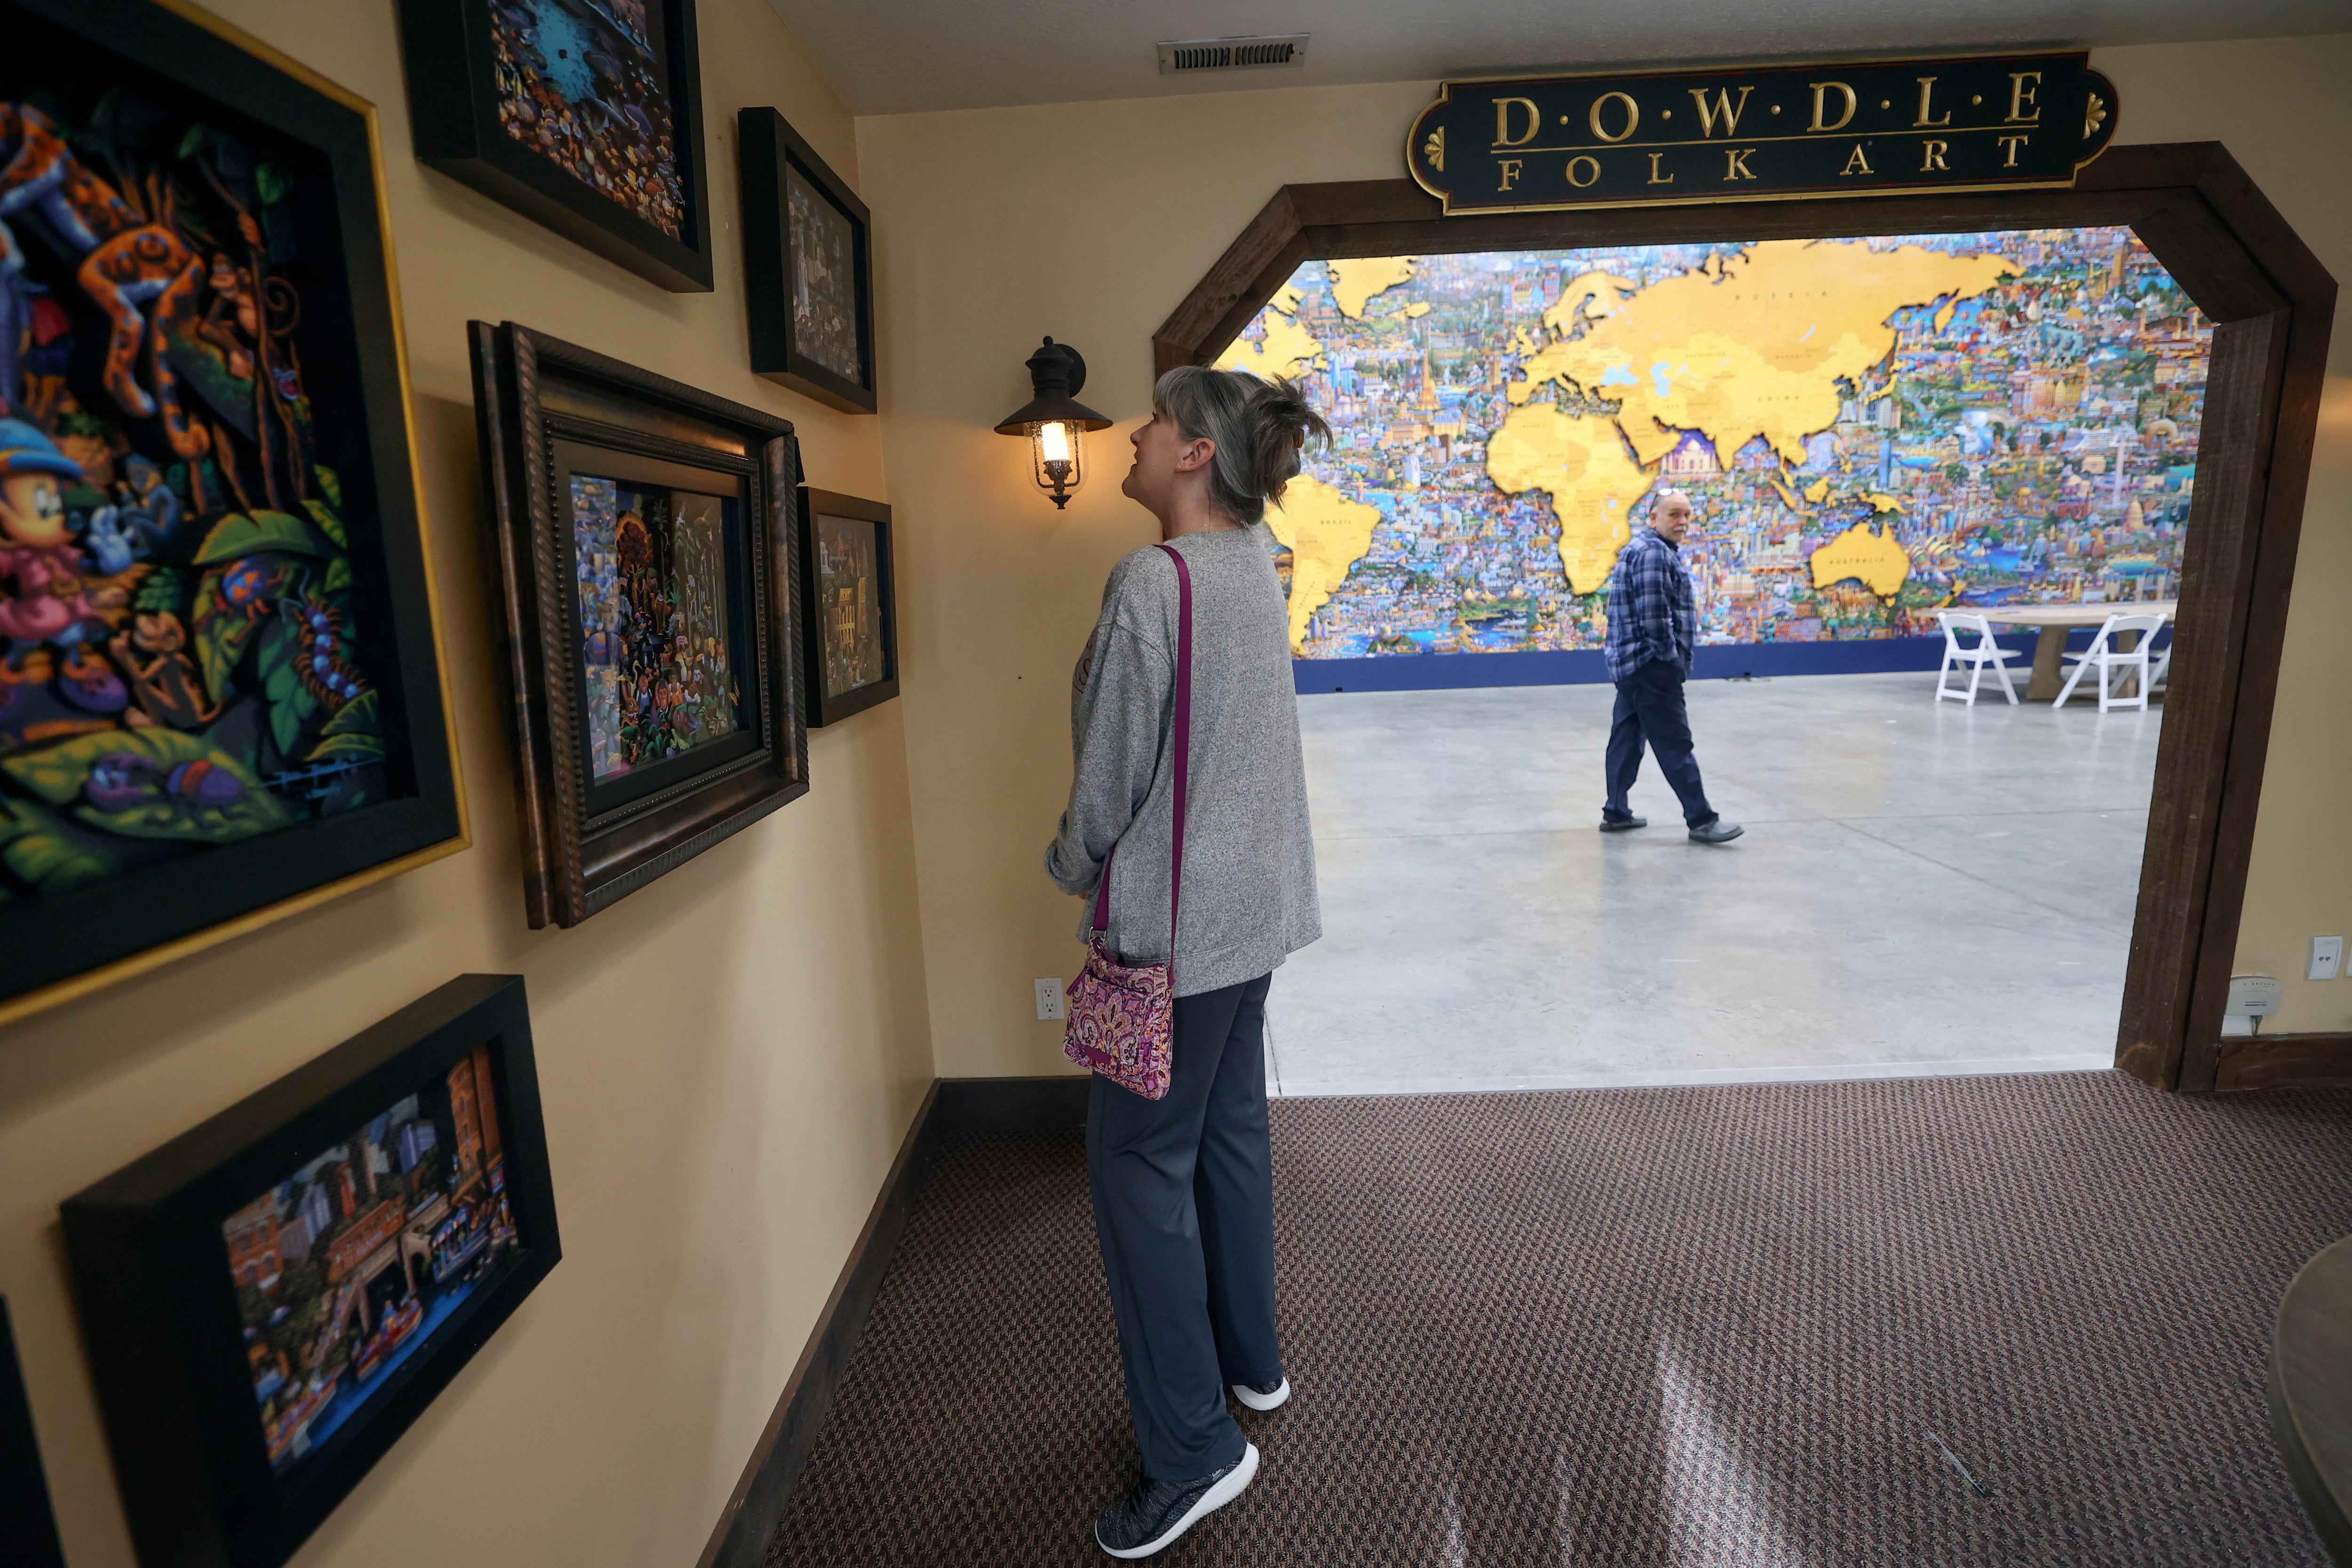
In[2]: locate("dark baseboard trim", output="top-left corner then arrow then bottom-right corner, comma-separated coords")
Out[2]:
935,1073 -> 1091,1133
693,1072 -> 1089,1568
2216,1033 -> 2352,1091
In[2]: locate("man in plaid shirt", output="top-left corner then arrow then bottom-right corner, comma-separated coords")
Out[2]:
1601,490 -> 1743,844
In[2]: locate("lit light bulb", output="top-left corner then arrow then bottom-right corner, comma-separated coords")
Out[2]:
1038,421 -> 1072,463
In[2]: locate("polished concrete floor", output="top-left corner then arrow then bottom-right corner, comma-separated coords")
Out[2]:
1266,672 -> 2161,1097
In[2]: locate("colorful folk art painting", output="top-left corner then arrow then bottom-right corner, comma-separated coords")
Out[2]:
571,474 -> 739,780
814,510 -> 881,698
222,1045 -> 519,1481
489,0 -> 685,239
786,166 -> 858,380
0,86 -> 385,900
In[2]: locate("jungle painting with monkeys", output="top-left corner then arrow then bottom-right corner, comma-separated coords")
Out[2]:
0,39 -> 387,901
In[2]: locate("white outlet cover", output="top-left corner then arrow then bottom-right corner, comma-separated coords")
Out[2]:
2310,936 -> 2344,982
1034,978 -> 1065,1021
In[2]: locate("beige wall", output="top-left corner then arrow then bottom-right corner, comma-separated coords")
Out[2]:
860,33 -> 2352,1078
0,1 -> 935,1566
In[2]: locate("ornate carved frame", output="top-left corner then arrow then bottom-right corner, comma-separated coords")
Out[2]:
470,323 -> 810,927
1153,143 -> 2337,1093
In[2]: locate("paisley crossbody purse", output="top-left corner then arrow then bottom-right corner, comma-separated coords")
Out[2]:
1061,543 -> 1192,1100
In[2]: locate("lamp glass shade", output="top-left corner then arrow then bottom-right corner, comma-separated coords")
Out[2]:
1029,420 -> 1083,507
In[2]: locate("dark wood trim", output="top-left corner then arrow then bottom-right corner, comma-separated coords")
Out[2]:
1153,145 -> 2338,1093
2216,1035 -> 2352,1093
692,1073 -> 1089,1568
935,1074 -> 1092,1134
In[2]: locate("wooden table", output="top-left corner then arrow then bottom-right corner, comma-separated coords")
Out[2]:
1980,601 -> 2177,701
2271,1234 -> 2352,1565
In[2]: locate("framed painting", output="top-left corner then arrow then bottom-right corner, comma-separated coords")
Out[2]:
0,1298 -> 67,1568
796,487 -> 897,725
397,0 -> 713,292
62,974 -> 559,1568
469,321 -> 808,927
739,108 -> 876,413
0,0 -> 464,1027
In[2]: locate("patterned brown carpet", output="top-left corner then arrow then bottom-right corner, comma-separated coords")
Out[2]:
766,1072 -> 2351,1566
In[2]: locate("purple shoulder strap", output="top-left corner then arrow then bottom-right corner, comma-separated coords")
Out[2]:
1089,544 -> 1194,955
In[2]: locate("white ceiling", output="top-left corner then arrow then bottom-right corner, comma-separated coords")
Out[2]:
765,0 -> 2348,117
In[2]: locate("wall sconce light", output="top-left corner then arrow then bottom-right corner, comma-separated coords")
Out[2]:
993,337 -> 1112,509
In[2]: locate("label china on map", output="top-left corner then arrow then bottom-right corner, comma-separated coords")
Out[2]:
1408,53 -> 2118,215
1221,232 -> 2209,661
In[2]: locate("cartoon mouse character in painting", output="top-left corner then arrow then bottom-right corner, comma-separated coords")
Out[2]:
0,418 -> 127,712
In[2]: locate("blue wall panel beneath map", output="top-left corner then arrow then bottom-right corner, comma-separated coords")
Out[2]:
1218,230 -> 2208,689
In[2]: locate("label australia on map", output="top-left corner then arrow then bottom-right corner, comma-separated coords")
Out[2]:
1219,231 -> 2210,664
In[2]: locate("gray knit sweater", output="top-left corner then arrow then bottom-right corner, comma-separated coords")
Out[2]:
1045,524 -> 1321,996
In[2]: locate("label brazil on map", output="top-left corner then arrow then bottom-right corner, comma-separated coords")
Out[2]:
1225,230 -> 2210,661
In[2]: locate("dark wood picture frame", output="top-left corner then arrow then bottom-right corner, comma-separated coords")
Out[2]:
795,488 -> 898,726
0,0 -> 467,1029
397,0 -> 714,292
0,1298 -> 67,1568
1154,146 -> 2337,1094
739,108 -> 878,413
61,975 -> 560,1568
471,322 -> 809,927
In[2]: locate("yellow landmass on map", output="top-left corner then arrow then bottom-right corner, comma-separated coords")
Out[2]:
1265,474 -> 1382,652
1804,476 -> 1832,503
1329,257 -> 1417,320
1810,522 -> 1911,597
1510,239 -> 2018,468
1215,309 -> 1324,379
1864,492 -> 1907,514
1485,401 -> 1653,594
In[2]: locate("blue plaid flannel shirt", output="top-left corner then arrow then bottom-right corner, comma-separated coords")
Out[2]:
1604,527 -> 1695,681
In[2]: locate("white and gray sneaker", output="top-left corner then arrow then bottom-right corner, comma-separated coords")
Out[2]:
1230,1375 -> 1290,1412
1093,1442 -> 1260,1560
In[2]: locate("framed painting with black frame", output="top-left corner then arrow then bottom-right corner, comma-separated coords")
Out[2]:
396,0 -> 714,292
0,0 -> 465,1029
0,1297 -> 67,1568
739,107 -> 877,413
796,487 -> 897,725
470,322 -> 809,927
61,974 -> 560,1568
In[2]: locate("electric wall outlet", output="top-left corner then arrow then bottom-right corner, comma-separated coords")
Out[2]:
1034,978 -> 1065,1021
2310,936 -> 2344,981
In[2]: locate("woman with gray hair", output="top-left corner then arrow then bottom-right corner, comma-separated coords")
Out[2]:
1045,365 -> 1328,1558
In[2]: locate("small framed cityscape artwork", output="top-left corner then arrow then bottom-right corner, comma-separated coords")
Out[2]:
739,108 -> 877,413
1,1298 -> 67,1568
397,0 -> 714,291
0,0 -> 465,1027
61,975 -> 559,1568
470,322 -> 809,926
796,488 -> 898,725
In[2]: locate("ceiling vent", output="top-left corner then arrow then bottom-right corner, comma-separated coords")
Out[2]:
1156,34 -> 1310,75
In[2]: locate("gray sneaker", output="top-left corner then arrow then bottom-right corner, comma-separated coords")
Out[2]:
1094,1443 -> 1260,1559
1232,1375 -> 1290,1412
1689,820 -> 1745,844
1599,814 -> 1647,832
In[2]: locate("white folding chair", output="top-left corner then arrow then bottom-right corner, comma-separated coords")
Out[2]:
2055,612 -> 2166,711
1934,610 -> 2020,706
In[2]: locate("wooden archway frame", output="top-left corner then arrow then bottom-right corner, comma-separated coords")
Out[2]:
1154,144 -> 2337,1093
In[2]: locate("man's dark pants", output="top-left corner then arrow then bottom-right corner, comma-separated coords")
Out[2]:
1604,657 -> 1718,828
1087,971 -> 1282,1483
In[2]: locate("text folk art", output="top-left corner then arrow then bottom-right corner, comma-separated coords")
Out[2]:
1408,53 -> 2119,215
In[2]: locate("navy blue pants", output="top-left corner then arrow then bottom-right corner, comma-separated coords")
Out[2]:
1086,971 -> 1282,1483
1605,659 -> 1718,828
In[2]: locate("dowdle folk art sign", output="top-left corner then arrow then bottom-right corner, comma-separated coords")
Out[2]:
1407,52 -> 2119,215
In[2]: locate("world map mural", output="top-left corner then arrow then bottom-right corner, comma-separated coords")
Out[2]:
1223,230 -> 2210,664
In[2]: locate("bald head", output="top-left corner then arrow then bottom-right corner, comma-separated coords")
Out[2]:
1650,489 -> 1695,545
